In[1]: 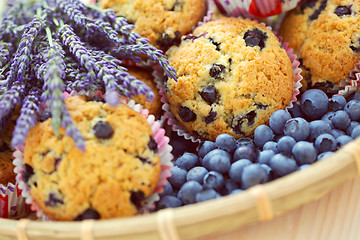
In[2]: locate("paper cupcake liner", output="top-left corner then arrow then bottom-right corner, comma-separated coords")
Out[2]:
13,97 -> 173,220
0,181 -> 29,219
336,61 -> 360,98
213,0 -> 301,18
154,20 -> 302,143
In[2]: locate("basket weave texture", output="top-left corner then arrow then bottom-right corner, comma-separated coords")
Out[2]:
0,136 -> 359,240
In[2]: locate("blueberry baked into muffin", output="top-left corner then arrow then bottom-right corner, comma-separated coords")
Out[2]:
22,96 -> 161,220
98,0 -> 207,51
279,0 -> 360,91
165,17 -> 294,141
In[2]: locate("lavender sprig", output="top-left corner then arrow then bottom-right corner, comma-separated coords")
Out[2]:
11,87 -> 41,148
59,24 -> 98,84
39,37 -> 85,149
0,82 -> 26,128
6,13 -> 47,87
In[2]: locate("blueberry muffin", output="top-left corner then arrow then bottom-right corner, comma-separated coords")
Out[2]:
22,96 -> 161,220
127,67 -> 162,117
0,151 -> 16,185
279,0 -> 360,91
98,0 -> 207,51
165,17 -> 294,141
0,106 -> 21,150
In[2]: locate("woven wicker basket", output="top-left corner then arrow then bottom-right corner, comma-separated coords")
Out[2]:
0,136 -> 359,240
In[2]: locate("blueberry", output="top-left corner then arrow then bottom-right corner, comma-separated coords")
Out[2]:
205,110 -> 217,124
315,134 -> 337,153
262,141 -> 279,153
177,181 -> 203,205
74,208 -> 100,221
45,193 -> 64,207
241,164 -> 269,189
257,150 -> 275,165
243,29 -> 268,50
288,101 -> 303,118
329,95 -> 346,111
168,166 -> 187,189
260,164 -> 272,176
195,189 -> 220,203
201,85 -> 217,105
207,150 -> 231,173
254,125 -> 274,148
130,191 -> 145,209
178,106 -> 196,122
236,137 -> 256,149
347,121 -> 360,135
209,64 -> 225,79
157,196 -> 182,209
308,120 -> 331,141
216,134 -> 237,153
283,117 -> 310,141
186,166 -> 208,183
331,110 -> 351,130
148,136 -> 158,153
344,100 -> 360,121
277,136 -> 296,155
331,129 -> 345,138
232,111 -> 258,134
39,111 -> 51,122
299,164 -> 311,170
220,179 -> 240,195
159,182 -> 173,198
269,110 -> 291,134
93,121 -> 114,139
317,151 -> 334,161
209,38 -> 221,51
309,0 -> 327,21
233,146 -> 258,162
334,5 -> 352,16
203,171 -> 224,190
321,111 -> 335,127
202,149 -> 231,171
336,135 -> 353,148
176,152 -> 199,171
228,159 -> 252,184
351,125 -> 360,139
22,164 -> 34,183
292,141 -> 317,165
198,141 -> 217,158
269,153 -> 298,177
300,89 -> 329,120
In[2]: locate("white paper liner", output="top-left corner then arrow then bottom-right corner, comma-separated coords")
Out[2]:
154,20 -> 302,143
13,97 -> 173,220
337,61 -> 360,98
213,0 -> 301,18
0,181 -> 28,219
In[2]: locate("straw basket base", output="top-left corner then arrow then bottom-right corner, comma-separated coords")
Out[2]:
194,176 -> 360,240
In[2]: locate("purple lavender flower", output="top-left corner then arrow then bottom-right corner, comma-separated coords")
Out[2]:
59,24 -> 98,84
6,14 -> 47,87
38,39 -> 85,149
11,87 -> 41,148
0,82 -> 26,129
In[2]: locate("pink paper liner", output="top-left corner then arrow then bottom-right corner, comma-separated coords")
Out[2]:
213,0 -> 301,18
0,181 -> 29,219
155,19 -> 302,143
13,97 -> 173,220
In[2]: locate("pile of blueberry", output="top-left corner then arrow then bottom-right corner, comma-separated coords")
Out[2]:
157,89 -> 360,210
